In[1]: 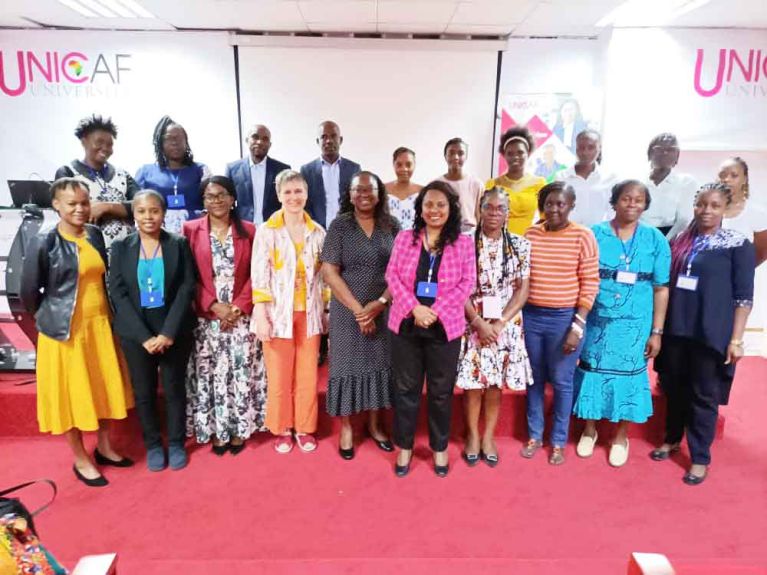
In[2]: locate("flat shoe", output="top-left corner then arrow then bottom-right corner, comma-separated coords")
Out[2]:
608,440 -> 629,467
549,447 -> 566,465
576,432 -> 598,458
295,433 -> 317,453
461,451 -> 480,467
649,444 -> 681,461
274,435 -> 293,454
73,465 -> 108,487
168,444 -> 188,470
394,456 -> 411,477
147,446 -> 166,472
94,449 -> 134,468
434,463 -> 449,478
481,451 -> 499,468
520,439 -> 542,459
229,442 -> 246,456
682,466 -> 708,485
367,428 -> 394,452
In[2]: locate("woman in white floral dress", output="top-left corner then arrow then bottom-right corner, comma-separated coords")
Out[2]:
183,176 -> 266,455
456,187 -> 533,467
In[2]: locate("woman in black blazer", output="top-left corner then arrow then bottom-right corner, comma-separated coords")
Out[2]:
108,190 -> 196,472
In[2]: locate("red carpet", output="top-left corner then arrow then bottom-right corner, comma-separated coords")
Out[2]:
1,358 -> 766,574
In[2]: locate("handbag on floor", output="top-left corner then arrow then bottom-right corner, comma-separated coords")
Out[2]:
0,479 -> 66,575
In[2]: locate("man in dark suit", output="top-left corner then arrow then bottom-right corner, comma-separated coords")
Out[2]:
300,121 -> 361,229
225,124 -> 290,224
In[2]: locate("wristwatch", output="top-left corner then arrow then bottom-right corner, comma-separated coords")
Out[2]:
651,328 -> 664,336
378,296 -> 389,306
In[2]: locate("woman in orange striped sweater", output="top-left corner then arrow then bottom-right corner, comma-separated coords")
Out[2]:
520,182 -> 600,465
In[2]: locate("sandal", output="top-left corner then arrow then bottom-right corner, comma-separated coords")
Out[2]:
273,434 -> 293,454
295,433 -> 317,453
549,446 -> 566,465
520,439 -> 542,459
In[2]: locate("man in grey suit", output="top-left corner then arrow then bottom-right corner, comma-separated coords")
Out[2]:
225,125 -> 290,224
300,121 -> 361,229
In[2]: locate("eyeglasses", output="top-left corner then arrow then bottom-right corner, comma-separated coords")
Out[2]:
481,205 -> 508,214
203,193 -> 229,203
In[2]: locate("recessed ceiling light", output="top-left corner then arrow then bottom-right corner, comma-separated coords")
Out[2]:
57,0 -> 98,18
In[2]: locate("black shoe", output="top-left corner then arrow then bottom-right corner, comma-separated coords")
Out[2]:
434,463 -> 449,478
339,446 -> 355,460
682,469 -> 707,486
212,443 -> 229,457
367,430 -> 394,453
481,450 -> 499,468
229,442 -> 246,456
73,465 -> 108,487
394,454 -> 412,477
94,449 -> 134,468
461,451 -> 480,467
649,444 -> 681,461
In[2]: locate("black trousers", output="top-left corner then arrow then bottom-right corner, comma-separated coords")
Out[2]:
658,336 -> 725,465
390,329 -> 461,452
121,337 -> 192,450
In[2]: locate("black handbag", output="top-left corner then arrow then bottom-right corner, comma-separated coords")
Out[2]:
0,479 -> 57,536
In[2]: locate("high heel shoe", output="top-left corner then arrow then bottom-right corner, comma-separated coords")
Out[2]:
94,449 -> 134,468
211,443 -> 229,457
394,453 -> 412,477
73,465 -> 108,487
338,445 -> 355,460
229,441 -> 246,456
367,428 -> 394,452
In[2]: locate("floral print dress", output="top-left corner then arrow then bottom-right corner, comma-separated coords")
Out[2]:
186,229 -> 267,443
456,232 -> 534,391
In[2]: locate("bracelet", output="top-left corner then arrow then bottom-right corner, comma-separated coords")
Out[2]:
730,339 -> 744,347
570,322 -> 584,336
573,313 -> 586,326
651,328 -> 663,336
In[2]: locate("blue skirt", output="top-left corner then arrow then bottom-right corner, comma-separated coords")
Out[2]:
572,313 -> 653,423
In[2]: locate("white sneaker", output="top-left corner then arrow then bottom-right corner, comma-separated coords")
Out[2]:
576,431 -> 598,457
609,439 -> 629,467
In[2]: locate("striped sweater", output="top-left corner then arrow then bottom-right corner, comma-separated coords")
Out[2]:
524,222 -> 599,310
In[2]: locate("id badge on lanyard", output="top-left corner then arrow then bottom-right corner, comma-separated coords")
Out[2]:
168,171 -> 186,209
614,222 -> 638,285
140,278 -> 164,307
677,235 -> 709,292
481,295 -> 503,319
416,252 -> 438,298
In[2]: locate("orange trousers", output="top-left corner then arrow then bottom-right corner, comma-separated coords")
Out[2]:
262,312 -> 320,434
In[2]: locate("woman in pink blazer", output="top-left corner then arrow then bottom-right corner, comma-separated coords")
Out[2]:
385,180 -> 476,478
183,176 -> 266,456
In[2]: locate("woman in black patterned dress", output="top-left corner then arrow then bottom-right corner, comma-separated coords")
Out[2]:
321,171 -> 400,460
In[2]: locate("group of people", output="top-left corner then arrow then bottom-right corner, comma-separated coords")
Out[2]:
20,113 -> 762,488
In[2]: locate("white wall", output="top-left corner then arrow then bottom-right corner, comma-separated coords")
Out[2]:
0,30 -> 240,204
236,38 -> 500,184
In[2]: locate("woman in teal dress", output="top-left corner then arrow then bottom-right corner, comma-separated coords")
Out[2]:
573,179 -> 671,467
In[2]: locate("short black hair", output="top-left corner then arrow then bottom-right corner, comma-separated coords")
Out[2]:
412,180 -> 462,251
74,114 -> 117,139
609,179 -> 652,210
392,147 -> 415,162
152,115 -> 194,169
443,137 -> 468,156
339,171 -> 397,232
50,177 -> 88,201
498,126 -> 535,154
537,181 -> 576,213
646,132 -> 679,160
133,189 -> 167,212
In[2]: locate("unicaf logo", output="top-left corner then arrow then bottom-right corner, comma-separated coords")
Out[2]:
0,50 -> 131,97
694,48 -> 767,98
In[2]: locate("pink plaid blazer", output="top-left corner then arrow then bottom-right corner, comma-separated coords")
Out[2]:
385,230 -> 476,342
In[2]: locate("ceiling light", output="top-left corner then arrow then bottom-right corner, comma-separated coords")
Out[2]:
115,0 -> 155,18
77,0 -> 118,17
57,0 -> 98,18
596,0 -> 711,27
97,0 -> 137,17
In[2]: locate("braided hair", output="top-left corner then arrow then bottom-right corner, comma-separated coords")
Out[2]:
476,187 -> 521,288
152,115 -> 194,168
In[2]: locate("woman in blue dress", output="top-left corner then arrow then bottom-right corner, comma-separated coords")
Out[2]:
135,115 -> 210,233
573,180 -> 671,467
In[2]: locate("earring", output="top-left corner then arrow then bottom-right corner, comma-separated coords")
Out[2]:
743,183 -> 750,200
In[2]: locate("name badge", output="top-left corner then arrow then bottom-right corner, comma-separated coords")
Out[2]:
168,194 -> 186,209
482,295 -> 503,319
676,275 -> 699,291
616,271 -> 637,285
141,289 -> 164,308
416,281 -> 439,298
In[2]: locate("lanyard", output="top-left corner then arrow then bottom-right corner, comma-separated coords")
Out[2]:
427,253 -> 437,283
86,165 -> 108,194
169,170 -> 180,195
686,235 -> 710,276
139,242 -> 162,288
612,222 -> 638,270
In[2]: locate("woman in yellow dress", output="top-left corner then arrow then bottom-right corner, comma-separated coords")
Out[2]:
21,177 -> 133,487
486,126 -> 546,235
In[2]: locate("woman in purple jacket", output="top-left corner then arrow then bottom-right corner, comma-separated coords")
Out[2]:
385,181 -> 475,478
